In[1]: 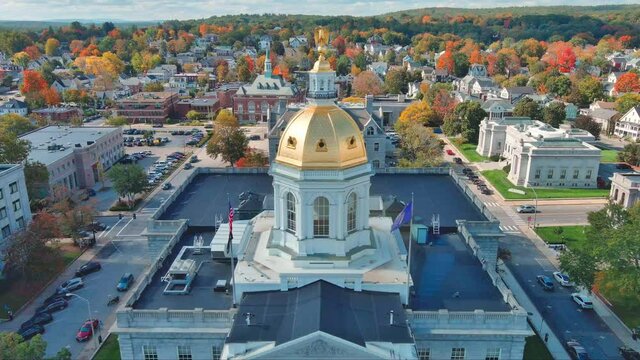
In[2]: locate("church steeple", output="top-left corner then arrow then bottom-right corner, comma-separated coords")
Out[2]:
264,47 -> 272,79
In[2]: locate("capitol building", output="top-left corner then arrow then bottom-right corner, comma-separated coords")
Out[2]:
114,31 -> 531,360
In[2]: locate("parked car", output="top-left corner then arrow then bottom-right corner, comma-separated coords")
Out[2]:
151,123 -> 163,128
249,134 -> 261,141
481,188 -> 493,195
184,163 -> 193,170
86,222 -> 107,232
76,319 -> 100,342
446,149 -> 455,156
619,346 -> 640,360
75,261 -> 101,277
86,189 -> 96,197
17,325 -> 44,340
571,293 -> 593,309
453,157 -> 463,164
20,313 -> 53,329
190,155 -> 198,163
56,278 -> 84,294
516,205 -> 537,213
536,275 -> 554,291
162,183 -> 172,190
36,299 -> 67,314
43,292 -> 72,305
553,271 -> 574,287
566,339 -> 590,360
117,273 -> 135,291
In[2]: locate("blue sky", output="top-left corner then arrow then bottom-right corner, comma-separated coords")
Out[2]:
0,0 -> 638,21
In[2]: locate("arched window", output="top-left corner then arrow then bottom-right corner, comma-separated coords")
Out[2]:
248,101 -> 255,113
366,126 -> 374,136
313,197 -> 329,237
347,193 -> 357,233
286,192 -> 296,233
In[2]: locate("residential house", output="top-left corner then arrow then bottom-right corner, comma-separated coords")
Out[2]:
367,62 -> 388,78
499,86 -> 534,103
614,106 -> 640,141
589,101 -> 616,111
583,108 -> 620,134
258,35 -> 272,51
288,35 -> 308,49
524,94 -> 553,107
147,64 -> 178,82
119,77 -> 143,95
481,98 -> 514,121
455,64 -> 497,98
0,99 -> 28,116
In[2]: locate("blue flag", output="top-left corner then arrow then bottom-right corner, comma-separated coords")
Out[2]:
391,201 -> 413,232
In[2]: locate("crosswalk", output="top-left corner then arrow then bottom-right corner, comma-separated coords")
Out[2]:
499,225 -> 521,234
485,202 -> 500,207
504,208 -> 528,226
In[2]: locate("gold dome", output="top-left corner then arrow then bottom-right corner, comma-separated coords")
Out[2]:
309,54 -> 332,73
275,105 -> 368,170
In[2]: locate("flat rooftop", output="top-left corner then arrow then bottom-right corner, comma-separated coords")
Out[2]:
132,230 -> 233,310
409,233 -> 509,312
20,126 -> 118,166
161,173 -> 485,228
118,92 -> 176,103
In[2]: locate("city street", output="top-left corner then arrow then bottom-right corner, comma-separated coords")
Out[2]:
0,213 -> 149,358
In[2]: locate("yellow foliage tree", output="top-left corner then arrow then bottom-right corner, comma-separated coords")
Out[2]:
396,101 -> 438,129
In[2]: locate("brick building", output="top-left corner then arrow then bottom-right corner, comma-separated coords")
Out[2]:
233,49 -> 301,123
32,106 -> 83,123
174,97 -> 221,120
115,92 -> 179,124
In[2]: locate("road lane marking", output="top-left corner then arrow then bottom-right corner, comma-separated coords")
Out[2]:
100,218 -> 124,238
116,218 -> 135,237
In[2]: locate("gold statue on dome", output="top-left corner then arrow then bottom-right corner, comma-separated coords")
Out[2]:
314,27 -> 329,51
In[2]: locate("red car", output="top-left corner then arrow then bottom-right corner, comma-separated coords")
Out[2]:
76,319 -> 99,342
446,149 -> 455,156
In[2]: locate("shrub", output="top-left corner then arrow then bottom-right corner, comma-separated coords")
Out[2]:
502,164 -> 511,173
489,154 -> 501,162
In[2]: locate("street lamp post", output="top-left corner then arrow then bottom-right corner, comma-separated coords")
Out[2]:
66,293 -> 98,349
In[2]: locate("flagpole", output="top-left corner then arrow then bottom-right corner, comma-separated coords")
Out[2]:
227,193 -> 237,307
406,192 -> 414,306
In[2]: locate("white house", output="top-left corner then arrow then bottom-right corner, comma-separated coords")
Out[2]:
610,173 -> 640,209
614,106 -> 640,141
367,62 -> 388,78
0,99 -> 28,116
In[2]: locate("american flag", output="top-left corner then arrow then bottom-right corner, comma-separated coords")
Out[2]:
226,200 -> 234,254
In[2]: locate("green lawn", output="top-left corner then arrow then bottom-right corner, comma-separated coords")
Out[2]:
0,245 -> 81,319
448,138 -> 489,162
481,170 -> 610,199
535,226 -> 588,247
599,286 -> 640,329
524,335 -> 553,360
600,149 -> 620,163
94,334 -> 121,360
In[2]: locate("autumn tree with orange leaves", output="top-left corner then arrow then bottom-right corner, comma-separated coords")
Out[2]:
614,73 -> 640,94
542,42 -> 576,73
436,42 -> 455,74
21,70 -> 59,108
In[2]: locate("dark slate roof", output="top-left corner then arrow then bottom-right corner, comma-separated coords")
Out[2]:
226,281 -> 413,346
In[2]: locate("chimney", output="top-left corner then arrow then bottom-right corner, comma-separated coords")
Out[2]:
389,310 -> 394,325
365,94 -> 374,114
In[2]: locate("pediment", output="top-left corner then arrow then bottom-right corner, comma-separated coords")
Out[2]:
250,332 -> 383,359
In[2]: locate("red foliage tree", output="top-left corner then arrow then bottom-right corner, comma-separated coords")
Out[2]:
331,35 -> 346,55
24,45 -> 41,60
614,72 -> 640,94
79,44 -> 101,57
43,88 -> 62,106
21,70 -> 48,95
469,48 -> 483,64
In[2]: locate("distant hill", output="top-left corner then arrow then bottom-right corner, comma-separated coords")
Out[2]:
381,4 -> 640,18
0,20 -> 157,30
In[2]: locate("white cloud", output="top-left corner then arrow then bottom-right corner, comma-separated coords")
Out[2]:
0,0 -> 638,21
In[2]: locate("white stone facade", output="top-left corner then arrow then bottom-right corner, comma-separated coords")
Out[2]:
477,117 -> 600,188
610,173 -> 640,209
